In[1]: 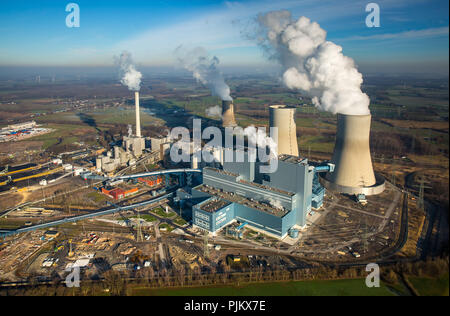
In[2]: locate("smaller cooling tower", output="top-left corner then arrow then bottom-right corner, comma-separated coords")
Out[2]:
135,91 -> 142,138
321,114 -> 385,195
222,100 -> 237,128
269,105 -> 299,157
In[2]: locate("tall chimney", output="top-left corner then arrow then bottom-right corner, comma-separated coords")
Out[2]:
135,91 -> 141,138
322,114 -> 385,195
269,105 -> 299,157
222,100 -> 237,128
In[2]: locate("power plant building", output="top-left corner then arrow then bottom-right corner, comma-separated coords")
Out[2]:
190,153 -> 323,239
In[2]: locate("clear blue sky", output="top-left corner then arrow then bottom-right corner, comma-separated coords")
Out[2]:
0,0 -> 448,74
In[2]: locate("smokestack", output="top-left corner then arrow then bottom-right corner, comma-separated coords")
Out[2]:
135,91 -> 141,138
322,114 -> 385,195
269,105 -> 299,157
222,100 -> 237,128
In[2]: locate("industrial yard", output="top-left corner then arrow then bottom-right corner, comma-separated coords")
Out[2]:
0,42 -> 448,296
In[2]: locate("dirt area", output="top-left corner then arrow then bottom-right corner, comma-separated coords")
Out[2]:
294,183 -> 403,261
0,231 -> 48,280
0,141 -> 44,154
169,244 -> 206,270
399,197 -> 426,257
380,119 -> 449,131
0,177 -> 92,210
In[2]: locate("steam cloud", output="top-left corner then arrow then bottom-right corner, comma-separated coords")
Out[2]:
176,46 -> 232,101
205,105 -> 223,119
244,125 -> 278,159
256,11 -> 370,115
267,197 -> 284,210
115,51 -> 142,91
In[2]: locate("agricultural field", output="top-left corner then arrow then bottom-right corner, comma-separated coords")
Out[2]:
131,278 -> 395,296
408,274 -> 449,296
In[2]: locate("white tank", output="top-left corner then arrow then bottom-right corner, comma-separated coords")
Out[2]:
269,105 -> 299,157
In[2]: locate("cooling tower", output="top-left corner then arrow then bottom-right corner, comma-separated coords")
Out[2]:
321,114 -> 385,195
269,105 -> 299,157
222,100 -> 237,128
135,91 -> 142,138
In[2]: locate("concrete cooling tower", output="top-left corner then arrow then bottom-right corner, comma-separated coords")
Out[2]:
321,114 -> 385,195
222,100 -> 237,128
269,105 -> 299,157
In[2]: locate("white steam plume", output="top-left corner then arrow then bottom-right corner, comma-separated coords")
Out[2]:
176,46 -> 232,101
256,11 -> 370,115
244,125 -> 278,159
205,105 -> 223,119
115,51 -> 142,91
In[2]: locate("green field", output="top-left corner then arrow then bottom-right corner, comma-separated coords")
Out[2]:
409,274 -> 449,296
132,214 -> 157,222
159,223 -> 174,232
173,217 -> 188,226
131,279 -> 395,296
152,207 -> 175,218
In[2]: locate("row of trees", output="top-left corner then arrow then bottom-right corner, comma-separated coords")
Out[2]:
3,256 -> 447,296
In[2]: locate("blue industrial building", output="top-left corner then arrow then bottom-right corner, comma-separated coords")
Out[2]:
185,152 -> 326,239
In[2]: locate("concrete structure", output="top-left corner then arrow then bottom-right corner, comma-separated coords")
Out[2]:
150,136 -> 171,152
96,134 -> 145,173
222,100 -> 237,128
135,91 -> 141,138
322,114 -> 385,195
123,136 -> 145,158
190,153 -> 324,239
269,105 -> 299,157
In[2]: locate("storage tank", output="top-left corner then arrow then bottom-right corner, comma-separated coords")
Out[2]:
321,114 -> 385,195
269,105 -> 299,157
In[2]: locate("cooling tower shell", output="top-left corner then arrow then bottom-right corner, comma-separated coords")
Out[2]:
222,100 -> 237,128
321,114 -> 385,195
269,105 -> 299,157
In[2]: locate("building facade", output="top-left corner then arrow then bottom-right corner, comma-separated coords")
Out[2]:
189,152 -> 325,239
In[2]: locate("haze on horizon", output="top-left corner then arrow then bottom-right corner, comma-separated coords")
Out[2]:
0,0 -> 448,76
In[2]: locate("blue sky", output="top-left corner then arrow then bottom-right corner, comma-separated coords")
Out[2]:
0,0 -> 448,74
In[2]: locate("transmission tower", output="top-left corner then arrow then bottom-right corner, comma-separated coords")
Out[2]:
391,161 -> 396,187
136,208 -> 144,242
363,217 -> 369,254
417,174 -> 431,211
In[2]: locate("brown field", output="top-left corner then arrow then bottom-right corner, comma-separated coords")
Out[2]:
381,119 -> 449,131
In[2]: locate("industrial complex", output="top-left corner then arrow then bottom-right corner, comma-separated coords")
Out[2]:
0,48 -> 443,297
0,84 -> 388,243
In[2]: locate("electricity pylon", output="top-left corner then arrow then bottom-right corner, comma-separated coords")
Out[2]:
203,231 -> 209,258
